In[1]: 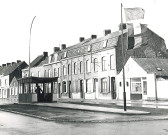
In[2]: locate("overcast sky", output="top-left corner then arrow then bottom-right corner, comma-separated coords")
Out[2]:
0,0 -> 167,65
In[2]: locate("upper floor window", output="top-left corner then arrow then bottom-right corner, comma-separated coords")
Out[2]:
101,78 -> 108,93
38,71 -> 41,77
48,69 -> 51,77
68,64 -> 70,75
31,72 -> 34,77
103,40 -> 108,48
54,68 -> 56,77
44,70 -> 47,77
63,65 -> 66,76
74,62 -> 77,74
86,59 -> 91,73
102,56 -> 106,71
58,68 -> 60,77
93,58 -> 98,72
80,61 -> 83,74
110,55 -> 115,70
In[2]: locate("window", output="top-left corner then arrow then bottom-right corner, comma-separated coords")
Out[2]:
93,58 -> 98,72
54,68 -> 56,77
74,62 -> 77,74
62,81 -> 67,93
110,55 -> 115,70
103,40 -> 107,48
68,64 -> 70,75
101,78 -> 108,93
88,45 -> 91,52
80,61 -> 83,73
44,70 -> 47,77
58,68 -> 60,77
86,60 -> 91,73
143,81 -> 147,95
31,72 -> 34,77
38,71 -> 41,77
63,65 -> 66,76
64,52 -> 67,58
86,79 -> 92,93
5,79 -> 7,85
131,78 -> 142,94
102,57 -> 106,71
48,69 -> 51,77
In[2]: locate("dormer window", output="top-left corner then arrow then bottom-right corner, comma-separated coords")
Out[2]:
157,67 -> 162,71
64,51 -> 67,58
103,40 -> 108,48
88,45 -> 91,52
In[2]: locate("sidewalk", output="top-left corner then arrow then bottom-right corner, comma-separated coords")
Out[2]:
31,101 -> 150,115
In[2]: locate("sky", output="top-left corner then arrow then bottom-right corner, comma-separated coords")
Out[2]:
0,0 -> 167,65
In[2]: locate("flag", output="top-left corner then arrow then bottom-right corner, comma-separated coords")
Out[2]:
124,7 -> 145,21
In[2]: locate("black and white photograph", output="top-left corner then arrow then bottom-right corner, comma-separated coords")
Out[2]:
0,0 -> 168,134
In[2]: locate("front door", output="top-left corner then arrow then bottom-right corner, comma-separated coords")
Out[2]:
80,80 -> 84,98
111,77 -> 116,99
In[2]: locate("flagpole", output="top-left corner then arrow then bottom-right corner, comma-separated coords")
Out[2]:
121,3 -> 127,111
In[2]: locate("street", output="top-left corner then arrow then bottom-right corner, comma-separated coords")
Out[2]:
1,110 -> 168,135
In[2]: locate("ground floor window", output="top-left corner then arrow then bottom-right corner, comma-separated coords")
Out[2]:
101,78 -> 108,93
131,78 -> 142,94
62,81 -> 67,93
86,79 -> 92,93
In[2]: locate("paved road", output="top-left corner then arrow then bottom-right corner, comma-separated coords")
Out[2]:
1,110 -> 168,135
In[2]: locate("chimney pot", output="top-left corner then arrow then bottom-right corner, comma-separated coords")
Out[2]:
91,35 -> 97,39
61,44 -> 66,50
79,37 -> 85,42
104,29 -> 111,36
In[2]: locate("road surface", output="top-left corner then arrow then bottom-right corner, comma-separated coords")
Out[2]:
0,110 -> 168,135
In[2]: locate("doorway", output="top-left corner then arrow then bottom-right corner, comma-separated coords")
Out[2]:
80,80 -> 84,98
111,77 -> 116,99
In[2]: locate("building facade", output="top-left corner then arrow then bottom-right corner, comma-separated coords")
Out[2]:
0,61 -> 28,99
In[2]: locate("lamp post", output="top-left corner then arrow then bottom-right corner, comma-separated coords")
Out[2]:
28,16 -> 36,93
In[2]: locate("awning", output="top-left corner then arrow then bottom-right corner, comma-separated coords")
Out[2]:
18,77 -> 58,84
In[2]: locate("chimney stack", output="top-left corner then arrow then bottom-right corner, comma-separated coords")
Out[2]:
53,47 -> 60,53
61,44 -> 66,50
2,64 -> 6,67
104,29 -> 111,36
119,23 -> 127,30
6,63 -> 11,66
79,37 -> 85,42
43,52 -> 48,57
17,60 -> 21,63
91,35 -> 97,39
12,62 -> 16,65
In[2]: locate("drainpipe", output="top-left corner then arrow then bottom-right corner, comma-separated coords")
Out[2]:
154,73 -> 158,101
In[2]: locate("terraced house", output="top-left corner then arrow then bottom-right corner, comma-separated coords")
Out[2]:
19,23 -> 168,102
0,61 -> 27,99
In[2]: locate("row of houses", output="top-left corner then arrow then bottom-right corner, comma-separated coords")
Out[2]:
1,23 -> 168,102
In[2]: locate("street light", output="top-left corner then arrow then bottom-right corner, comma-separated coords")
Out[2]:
28,16 -> 36,93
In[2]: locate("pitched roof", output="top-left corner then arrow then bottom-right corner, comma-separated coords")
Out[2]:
0,61 -> 26,76
133,57 -> 168,76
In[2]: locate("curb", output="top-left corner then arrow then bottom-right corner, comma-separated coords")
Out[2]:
1,108 -> 168,123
